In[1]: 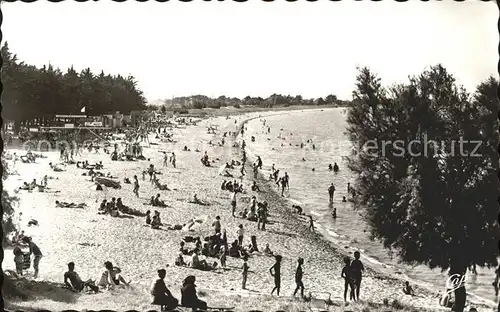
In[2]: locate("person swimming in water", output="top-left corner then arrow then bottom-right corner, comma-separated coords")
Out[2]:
328,183 -> 335,203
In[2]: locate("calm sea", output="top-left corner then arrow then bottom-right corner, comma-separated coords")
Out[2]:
244,107 -> 496,307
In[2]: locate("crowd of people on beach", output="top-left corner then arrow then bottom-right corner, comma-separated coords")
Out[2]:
6,114 -> 452,312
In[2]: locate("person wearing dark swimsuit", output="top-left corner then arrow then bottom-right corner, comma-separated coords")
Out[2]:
293,258 -> 305,298
270,255 -> 282,296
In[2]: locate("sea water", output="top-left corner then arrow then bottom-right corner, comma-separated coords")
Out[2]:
244,107 -> 497,307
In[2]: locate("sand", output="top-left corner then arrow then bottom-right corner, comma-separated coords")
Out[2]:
3,111 -> 487,311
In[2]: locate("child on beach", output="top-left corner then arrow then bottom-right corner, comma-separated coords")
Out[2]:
341,257 -> 355,301
293,258 -> 305,298
230,190 -> 237,217
23,236 -> 42,279
237,224 -> 245,246
350,251 -> 365,300
133,175 -> 140,197
151,268 -> 179,311
270,255 -> 282,296
242,255 -> 249,289
308,216 -> 315,232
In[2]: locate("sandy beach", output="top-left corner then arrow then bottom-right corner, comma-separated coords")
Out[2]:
3,110 -> 484,312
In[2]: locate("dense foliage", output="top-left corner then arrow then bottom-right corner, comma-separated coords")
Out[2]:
162,94 -> 345,111
1,42 -> 147,131
346,65 -> 499,311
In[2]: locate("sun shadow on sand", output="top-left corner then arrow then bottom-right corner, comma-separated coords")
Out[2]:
4,276 -> 80,304
265,229 -> 297,238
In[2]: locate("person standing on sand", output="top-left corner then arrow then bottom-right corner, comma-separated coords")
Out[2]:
151,268 -> 179,311
293,258 -> 305,298
270,255 -> 282,296
170,152 -> 176,168
230,190 -> 237,217
242,255 -> 249,289
308,216 -> 315,232
212,216 -> 221,234
328,183 -> 336,203
163,152 -> 168,167
23,236 -> 42,279
350,251 -> 365,301
133,175 -> 140,197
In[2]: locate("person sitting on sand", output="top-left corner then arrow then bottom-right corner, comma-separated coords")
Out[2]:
249,235 -> 259,253
151,211 -> 163,229
403,281 -> 415,296
221,180 -> 227,190
154,194 -> 167,207
251,181 -> 261,192
292,205 -> 303,215
151,269 -> 179,310
342,196 -> 347,203
181,275 -> 208,310
263,244 -> 273,256
55,201 -> 87,208
154,178 -> 170,191
146,210 -> 152,225
189,194 -> 209,206
97,261 -> 130,290
188,249 -> 217,271
328,164 -> 333,171
229,241 -> 241,258
13,247 -> 25,276
175,252 -> 186,266
64,262 -> 99,293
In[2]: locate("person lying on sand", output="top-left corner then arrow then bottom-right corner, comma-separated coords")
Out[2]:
251,181 -> 261,192
49,162 -> 64,172
64,262 -> 99,293
55,201 -> 87,208
97,261 -> 130,290
189,194 -> 209,206
402,281 -> 415,296
263,244 -> 274,256
116,198 -> 145,216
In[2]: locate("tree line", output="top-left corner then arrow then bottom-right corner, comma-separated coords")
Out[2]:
160,94 -> 345,113
1,42 -> 148,132
346,64 -> 499,312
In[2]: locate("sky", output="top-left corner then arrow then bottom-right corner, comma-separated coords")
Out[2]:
2,1 -> 497,103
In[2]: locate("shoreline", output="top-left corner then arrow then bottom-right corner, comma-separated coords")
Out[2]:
234,112 -> 494,310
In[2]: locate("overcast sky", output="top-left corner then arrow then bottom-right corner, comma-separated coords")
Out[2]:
2,1 -> 497,102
